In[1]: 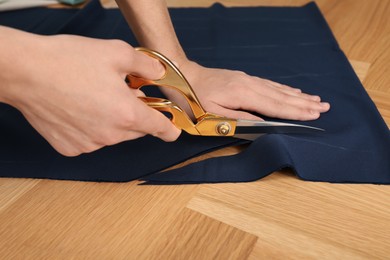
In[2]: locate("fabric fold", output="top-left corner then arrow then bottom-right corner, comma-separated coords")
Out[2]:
143,134 -> 384,185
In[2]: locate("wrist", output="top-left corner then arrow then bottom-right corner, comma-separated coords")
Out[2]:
176,59 -> 203,84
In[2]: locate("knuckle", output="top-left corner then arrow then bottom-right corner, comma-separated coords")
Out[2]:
234,70 -> 247,77
49,140 -> 79,157
81,143 -> 101,154
155,129 -> 181,142
110,39 -> 130,49
59,150 -> 76,157
98,134 -> 118,146
109,39 -> 133,56
94,128 -> 124,146
295,108 -> 318,121
165,135 -> 180,142
121,109 -> 138,128
278,91 -> 291,100
57,146 -> 81,157
52,137 -> 104,156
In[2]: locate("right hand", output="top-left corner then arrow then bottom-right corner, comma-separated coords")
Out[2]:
0,28 -> 181,156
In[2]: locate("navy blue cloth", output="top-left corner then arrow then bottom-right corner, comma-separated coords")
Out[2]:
0,0 -> 389,184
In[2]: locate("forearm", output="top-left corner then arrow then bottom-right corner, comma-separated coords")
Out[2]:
0,26 -> 40,105
0,26 -> 18,103
1,25 -> 180,155
115,0 -> 187,64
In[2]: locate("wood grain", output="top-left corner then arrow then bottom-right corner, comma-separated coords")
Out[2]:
0,0 -> 389,259
0,178 -> 40,213
188,173 -> 390,259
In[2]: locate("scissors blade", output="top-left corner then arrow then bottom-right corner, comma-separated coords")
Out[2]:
233,119 -> 324,140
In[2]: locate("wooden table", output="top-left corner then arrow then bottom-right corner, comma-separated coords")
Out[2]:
1,0 -> 389,259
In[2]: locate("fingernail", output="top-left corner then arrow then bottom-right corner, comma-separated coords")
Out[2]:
320,102 -> 330,109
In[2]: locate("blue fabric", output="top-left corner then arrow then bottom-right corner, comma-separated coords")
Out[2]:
0,0 -> 389,184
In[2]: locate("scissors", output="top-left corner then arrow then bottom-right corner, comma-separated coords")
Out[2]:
126,47 -> 324,140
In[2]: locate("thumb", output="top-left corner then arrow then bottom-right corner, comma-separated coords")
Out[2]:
128,49 -> 165,80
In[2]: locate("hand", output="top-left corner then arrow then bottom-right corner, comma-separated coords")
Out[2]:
164,60 -> 330,121
0,29 -> 181,156
115,0 -> 329,121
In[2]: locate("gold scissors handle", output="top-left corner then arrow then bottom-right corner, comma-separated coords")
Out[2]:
127,48 -> 238,137
138,96 -> 199,135
128,47 -> 206,120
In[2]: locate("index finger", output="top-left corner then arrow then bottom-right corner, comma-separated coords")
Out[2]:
124,97 -> 182,142
127,48 -> 166,80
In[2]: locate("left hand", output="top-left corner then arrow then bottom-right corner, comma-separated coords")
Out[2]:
163,60 -> 330,121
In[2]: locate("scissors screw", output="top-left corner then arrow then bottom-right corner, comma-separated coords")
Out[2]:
216,122 -> 231,136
